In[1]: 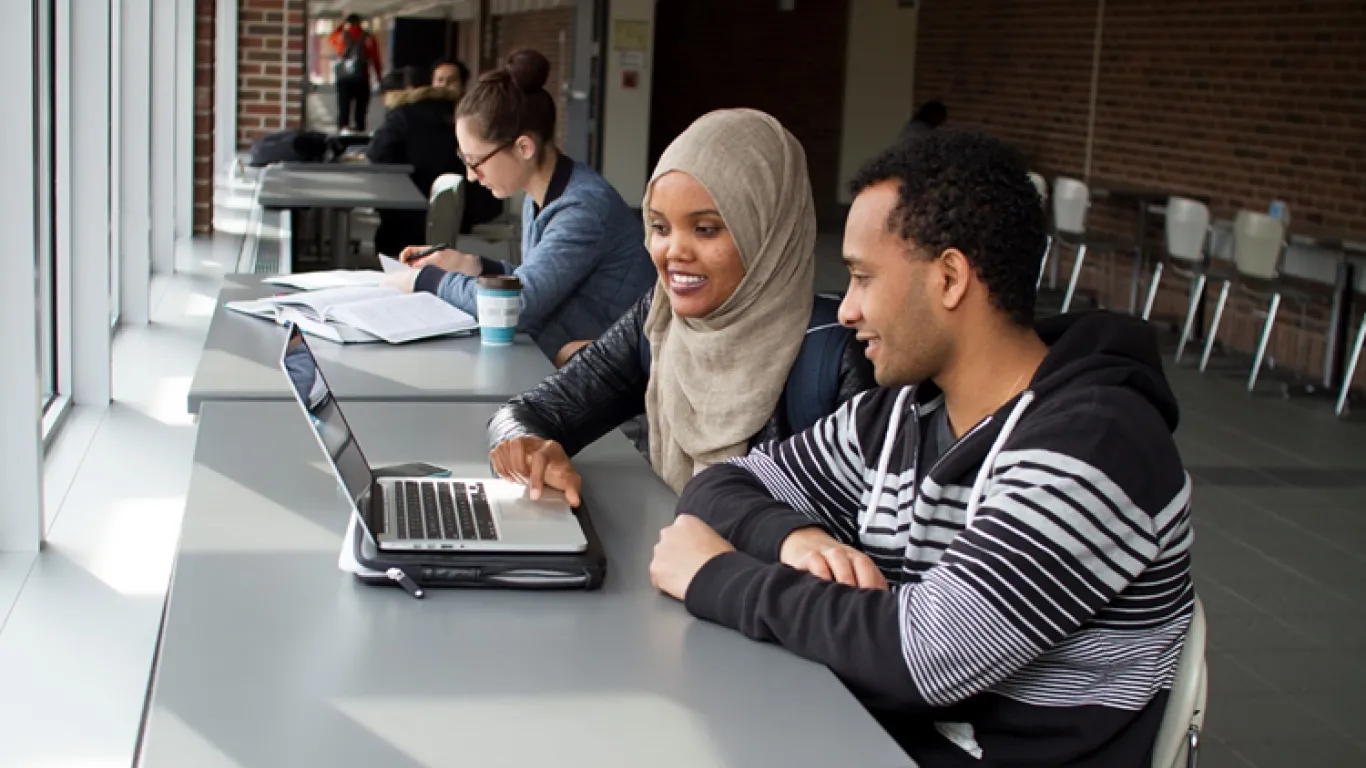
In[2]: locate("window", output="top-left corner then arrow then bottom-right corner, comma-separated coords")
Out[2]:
36,0 -> 57,409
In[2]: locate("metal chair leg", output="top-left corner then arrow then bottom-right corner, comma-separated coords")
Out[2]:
1336,314 -> 1366,417
1200,281 -> 1231,373
1061,244 -> 1088,313
1248,292 -> 1282,392
1187,725 -> 1201,768
1142,262 -> 1164,322
1176,273 -> 1206,364
1038,236 -> 1054,289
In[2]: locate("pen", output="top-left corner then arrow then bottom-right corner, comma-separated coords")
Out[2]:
386,568 -> 425,599
402,242 -> 450,265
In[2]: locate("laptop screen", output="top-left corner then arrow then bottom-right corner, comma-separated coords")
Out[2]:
281,324 -> 375,510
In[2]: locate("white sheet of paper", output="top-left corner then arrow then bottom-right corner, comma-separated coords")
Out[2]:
378,254 -> 408,274
263,270 -> 386,290
325,292 -> 477,344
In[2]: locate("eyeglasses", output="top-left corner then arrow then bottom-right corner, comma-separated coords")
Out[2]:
463,141 -> 516,176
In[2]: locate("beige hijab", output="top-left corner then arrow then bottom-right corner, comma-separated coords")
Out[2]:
643,108 -> 817,493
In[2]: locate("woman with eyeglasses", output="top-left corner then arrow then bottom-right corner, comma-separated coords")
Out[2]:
387,49 -> 655,366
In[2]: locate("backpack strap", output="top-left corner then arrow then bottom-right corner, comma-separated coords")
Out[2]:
638,293 -> 851,438
782,294 -> 850,436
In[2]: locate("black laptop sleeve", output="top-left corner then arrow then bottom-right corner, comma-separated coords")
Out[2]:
349,467 -> 607,591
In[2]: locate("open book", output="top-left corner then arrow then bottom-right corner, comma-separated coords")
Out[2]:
226,286 -> 477,344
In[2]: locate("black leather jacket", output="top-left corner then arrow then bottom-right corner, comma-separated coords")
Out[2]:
487,289 -> 875,456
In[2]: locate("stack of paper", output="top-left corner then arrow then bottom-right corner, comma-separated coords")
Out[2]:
227,285 -> 477,344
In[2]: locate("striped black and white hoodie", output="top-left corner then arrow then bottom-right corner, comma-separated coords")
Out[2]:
679,311 -> 1194,767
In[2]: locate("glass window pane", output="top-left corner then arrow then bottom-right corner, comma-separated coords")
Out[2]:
37,0 -> 56,407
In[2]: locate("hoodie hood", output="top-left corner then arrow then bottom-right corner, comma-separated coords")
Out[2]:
1031,310 -> 1180,432
383,85 -> 461,111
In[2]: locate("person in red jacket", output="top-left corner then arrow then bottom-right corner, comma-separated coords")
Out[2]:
329,13 -> 383,133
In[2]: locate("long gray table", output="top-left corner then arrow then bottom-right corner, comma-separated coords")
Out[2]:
258,166 -> 428,210
187,275 -> 554,413
137,402 -> 913,767
259,166 -> 428,268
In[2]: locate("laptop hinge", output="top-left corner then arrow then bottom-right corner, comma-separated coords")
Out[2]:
365,481 -> 387,535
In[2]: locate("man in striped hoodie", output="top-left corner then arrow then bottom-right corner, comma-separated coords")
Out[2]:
649,131 -> 1194,766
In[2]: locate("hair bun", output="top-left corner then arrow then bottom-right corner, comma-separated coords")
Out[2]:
504,49 -> 550,93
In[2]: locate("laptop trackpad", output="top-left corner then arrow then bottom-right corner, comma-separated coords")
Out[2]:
484,480 -> 571,520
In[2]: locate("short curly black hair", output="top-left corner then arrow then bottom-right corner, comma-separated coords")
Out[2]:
849,130 -> 1046,326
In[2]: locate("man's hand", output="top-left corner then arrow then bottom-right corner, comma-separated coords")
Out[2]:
398,245 -> 481,276
780,527 -> 888,590
489,436 -> 582,507
650,515 -> 735,601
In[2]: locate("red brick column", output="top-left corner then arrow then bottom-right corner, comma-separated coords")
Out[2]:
237,0 -> 306,149
193,0 -> 215,234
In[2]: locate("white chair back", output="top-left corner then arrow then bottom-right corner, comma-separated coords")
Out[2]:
1233,210 -> 1284,280
1052,177 -> 1089,235
1028,172 -> 1049,206
1164,197 -> 1210,264
426,174 -> 466,247
1151,595 -> 1207,768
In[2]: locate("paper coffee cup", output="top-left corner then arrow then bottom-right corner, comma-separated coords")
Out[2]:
476,275 -> 522,346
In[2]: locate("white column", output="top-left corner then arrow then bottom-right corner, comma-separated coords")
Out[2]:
151,0 -> 177,273
64,0 -> 113,405
215,0 -> 239,178
0,0 -> 44,551
109,0 -> 123,326
120,0 -> 153,326
174,0 -> 195,239
600,0 -> 656,205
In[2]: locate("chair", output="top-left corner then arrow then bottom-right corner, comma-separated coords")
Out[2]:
1030,173 -> 1053,288
1045,177 -> 1138,313
1335,312 -> 1366,417
1151,595 -> 1207,768
426,174 -> 467,248
1142,198 -> 1211,363
468,190 -> 525,265
1199,212 -> 1293,391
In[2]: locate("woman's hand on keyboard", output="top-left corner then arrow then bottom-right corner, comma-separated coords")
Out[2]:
490,436 -> 582,507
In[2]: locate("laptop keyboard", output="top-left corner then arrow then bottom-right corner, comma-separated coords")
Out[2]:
396,481 -> 499,541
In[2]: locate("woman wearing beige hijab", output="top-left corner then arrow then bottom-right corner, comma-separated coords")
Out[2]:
486,108 -> 873,501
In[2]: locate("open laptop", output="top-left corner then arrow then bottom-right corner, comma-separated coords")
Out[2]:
280,323 -> 588,554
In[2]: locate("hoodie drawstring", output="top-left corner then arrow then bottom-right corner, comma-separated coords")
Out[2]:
964,391 -> 1035,528
861,387 -> 912,537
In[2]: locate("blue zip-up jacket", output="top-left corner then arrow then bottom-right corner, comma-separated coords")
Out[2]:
415,154 -> 655,358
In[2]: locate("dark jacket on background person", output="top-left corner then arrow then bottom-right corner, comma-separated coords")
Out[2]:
367,86 -> 501,255
486,289 -> 875,458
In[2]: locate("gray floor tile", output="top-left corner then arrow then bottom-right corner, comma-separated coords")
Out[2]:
1233,738 -> 1366,767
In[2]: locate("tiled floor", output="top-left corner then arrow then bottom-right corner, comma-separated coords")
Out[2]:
0,219 -> 1361,765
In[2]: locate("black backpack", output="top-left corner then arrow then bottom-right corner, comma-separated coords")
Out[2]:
248,130 -> 328,167
638,295 -> 853,438
334,31 -> 367,83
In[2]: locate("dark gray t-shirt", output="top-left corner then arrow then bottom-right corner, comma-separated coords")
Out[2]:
920,405 -> 958,470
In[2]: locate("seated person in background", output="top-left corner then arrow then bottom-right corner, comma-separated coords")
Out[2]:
367,65 -> 466,257
386,49 -> 655,363
649,131 -> 1194,767
429,57 -> 501,232
485,108 -> 875,502
432,58 -> 469,92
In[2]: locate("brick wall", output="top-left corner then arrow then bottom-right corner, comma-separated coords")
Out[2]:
916,0 -> 1366,387
649,0 -> 850,220
493,8 -> 575,151
1093,0 -> 1366,230
193,0 -> 215,234
237,0 -> 306,149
